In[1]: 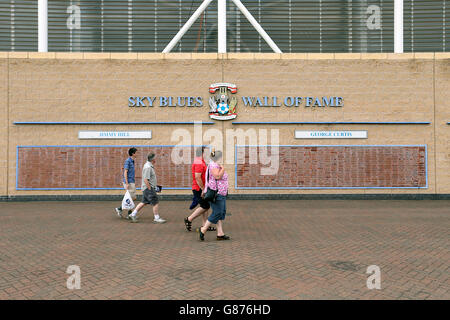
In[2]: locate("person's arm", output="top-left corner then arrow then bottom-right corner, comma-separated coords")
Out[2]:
195,172 -> 204,190
143,167 -> 152,189
211,166 -> 225,180
144,178 -> 152,190
123,159 -> 130,189
123,169 -> 129,189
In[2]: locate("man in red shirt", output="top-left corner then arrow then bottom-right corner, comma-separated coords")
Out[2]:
184,147 -> 215,232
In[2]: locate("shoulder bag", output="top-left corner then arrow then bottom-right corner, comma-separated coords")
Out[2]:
203,164 -> 218,203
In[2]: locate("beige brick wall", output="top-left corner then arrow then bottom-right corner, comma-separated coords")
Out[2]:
223,59 -> 433,123
2,53 -> 449,197
8,58 -> 218,123
222,57 -> 435,194
435,59 -> 450,193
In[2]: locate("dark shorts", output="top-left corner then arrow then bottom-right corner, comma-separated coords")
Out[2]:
208,195 -> 227,224
142,188 -> 159,205
191,189 -> 210,210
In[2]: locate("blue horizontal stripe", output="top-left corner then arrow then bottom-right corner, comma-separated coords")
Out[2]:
232,121 -> 431,125
234,186 -> 428,190
236,144 -> 426,147
14,121 -> 215,125
17,145 -> 205,148
16,187 -> 191,191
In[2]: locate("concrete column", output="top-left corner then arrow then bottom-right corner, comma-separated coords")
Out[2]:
38,0 -> 48,52
394,0 -> 403,53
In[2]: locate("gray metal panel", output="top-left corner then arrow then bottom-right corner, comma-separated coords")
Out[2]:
404,0 -> 449,52
0,0 -> 38,51
227,0 -> 394,53
46,0 -> 399,53
0,1 -> 447,52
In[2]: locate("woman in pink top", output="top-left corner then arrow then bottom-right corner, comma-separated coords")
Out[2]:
199,150 -> 230,241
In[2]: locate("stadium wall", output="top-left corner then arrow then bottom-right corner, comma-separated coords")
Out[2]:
0,53 -> 8,198
435,58 -> 450,194
0,52 -> 449,200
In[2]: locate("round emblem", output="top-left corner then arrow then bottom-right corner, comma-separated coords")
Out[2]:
217,102 -> 229,115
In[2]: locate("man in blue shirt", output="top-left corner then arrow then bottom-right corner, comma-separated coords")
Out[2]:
116,147 -> 138,219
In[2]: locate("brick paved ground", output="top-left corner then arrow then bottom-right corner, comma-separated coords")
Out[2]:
0,200 -> 448,300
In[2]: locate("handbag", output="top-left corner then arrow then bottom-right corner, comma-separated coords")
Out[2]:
204,188 -> 217,203
121,190 -> 135,210
203,165 -> 218,203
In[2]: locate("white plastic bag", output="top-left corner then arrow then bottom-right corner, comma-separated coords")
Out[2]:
121,190 -> 135,210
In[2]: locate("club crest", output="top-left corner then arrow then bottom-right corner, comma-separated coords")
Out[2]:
208,83 -> 237,120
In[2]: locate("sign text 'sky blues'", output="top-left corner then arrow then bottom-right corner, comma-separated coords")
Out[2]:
128,96 -> 203,107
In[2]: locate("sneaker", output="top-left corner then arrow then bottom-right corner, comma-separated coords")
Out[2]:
126,210 -> 132,220
115,208 -> 123,218
153,217 -> 166,224
130,215 -> 138,223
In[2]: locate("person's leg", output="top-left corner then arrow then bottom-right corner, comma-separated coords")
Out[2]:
130,202 -> 146,220
115,183 -> 128,215
194,209 -> 216,233
216,198 -> 229,240
130,183 -> 137,201
153,203 -> 166,223
189,190 -> 199,210
202,210 -> 208,226
199,198 -> 225,240
200,220 -> 212,234
198,196 -> 213,230
185,191 -> 199,231
117,183 -> 136,216
186,193 -> 210,231
200,202 -> 217,235
188,206 -> 207,222
151,191 -> 166,223
132,202 -> 145,215
152,203 -> 159,218
128,183 -> 137,216
216,198 -> 226,236
216,220 -> 225,237
200,209 -> 216,231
